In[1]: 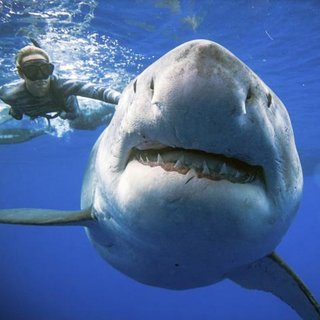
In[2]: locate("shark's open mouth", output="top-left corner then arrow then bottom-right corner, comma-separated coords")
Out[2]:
129,147 -> 263,184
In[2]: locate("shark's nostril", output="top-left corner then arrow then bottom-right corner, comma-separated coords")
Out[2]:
133,79 -> 137,93
246,87 -> 253,101
267,92 -> 272,108
150,78 -> 155,99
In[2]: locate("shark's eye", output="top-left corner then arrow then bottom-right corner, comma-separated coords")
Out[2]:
133,79 -> 137,93
267,92 -> 272,108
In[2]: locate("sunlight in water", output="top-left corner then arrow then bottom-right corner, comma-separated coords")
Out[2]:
0,0 -> 153,141
49,118 -> 72,138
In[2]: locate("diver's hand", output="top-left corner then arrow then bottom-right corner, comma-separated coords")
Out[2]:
60,111 -> 78,120
8,107 -> 23,120
115,93 -> 121,105
59,111 -> 68,119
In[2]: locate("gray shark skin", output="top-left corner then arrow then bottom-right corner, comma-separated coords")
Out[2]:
0,40 -> 319,320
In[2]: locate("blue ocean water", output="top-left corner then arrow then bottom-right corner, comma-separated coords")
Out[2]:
0,0 -> 319,319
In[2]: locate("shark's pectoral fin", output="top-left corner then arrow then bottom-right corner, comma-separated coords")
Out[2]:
0,206 -> 94,226
228,252 -> 320,320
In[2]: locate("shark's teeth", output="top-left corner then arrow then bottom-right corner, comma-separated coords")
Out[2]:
157,154 -> 164,164
174,159 -> 183,169
132,147 -> 262,184
246,174 -> 255,183
139,155 -> 145,164
244,176 -> 251,183
202,161 -> 210,175
220,163 -> 228,175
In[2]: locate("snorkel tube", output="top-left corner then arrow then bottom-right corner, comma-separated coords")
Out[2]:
29,37 -> 42,48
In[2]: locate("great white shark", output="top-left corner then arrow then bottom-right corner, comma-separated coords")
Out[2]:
0,40 -> 319,319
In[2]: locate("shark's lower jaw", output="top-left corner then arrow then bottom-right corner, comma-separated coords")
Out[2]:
129,147 -> 263,184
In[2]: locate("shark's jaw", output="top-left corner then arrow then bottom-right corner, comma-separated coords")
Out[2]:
101,138 -> 271,289
127,144 -> 264,185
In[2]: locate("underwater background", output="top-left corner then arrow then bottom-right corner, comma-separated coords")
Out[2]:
0,0 -> 319,319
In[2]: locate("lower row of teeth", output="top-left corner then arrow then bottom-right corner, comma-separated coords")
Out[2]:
134,154 -> 257,184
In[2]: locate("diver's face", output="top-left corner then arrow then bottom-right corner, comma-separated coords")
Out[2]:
20,54 -> 51,97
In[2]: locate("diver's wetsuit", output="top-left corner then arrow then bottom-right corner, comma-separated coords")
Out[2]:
0,75 -> 121,120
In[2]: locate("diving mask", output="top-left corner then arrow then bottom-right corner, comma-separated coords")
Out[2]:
20,59 -> 54,81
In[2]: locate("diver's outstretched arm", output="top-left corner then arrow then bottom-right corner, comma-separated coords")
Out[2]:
57,78 -> 121,105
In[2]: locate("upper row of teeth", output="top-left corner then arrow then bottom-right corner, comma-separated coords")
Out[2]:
135,153 -> 257,183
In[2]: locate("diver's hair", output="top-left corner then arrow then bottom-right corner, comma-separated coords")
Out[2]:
15,46 -> 50,67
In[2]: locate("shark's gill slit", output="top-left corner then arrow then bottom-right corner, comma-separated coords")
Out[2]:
128,146 -> 263,184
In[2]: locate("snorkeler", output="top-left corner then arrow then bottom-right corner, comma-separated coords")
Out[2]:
0,43 -> 121,122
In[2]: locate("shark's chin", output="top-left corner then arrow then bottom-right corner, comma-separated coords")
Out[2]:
107,159 -> 279,290
120,144 -> 269,229
117,159 -> 273,241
